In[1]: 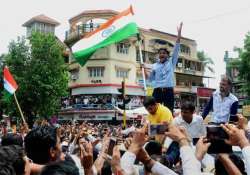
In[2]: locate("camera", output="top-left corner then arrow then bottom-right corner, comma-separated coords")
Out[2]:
206,124 -> 232,154
206,125 -> 228,141
107,137 -> 117,156
148,124 -> 168,136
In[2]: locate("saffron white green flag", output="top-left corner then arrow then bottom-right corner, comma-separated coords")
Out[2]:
72,6 -> 139,66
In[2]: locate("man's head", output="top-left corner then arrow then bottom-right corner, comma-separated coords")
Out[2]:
219,75 -> 232,96
0,145 -> 31,175
181,101 -> 195,123
143,96 -> 158,115
1,133 -> 23,146
40,161 -> 79,175
24,125 -> 62,164
158,48 -> 170,63
145,141 -> 162,156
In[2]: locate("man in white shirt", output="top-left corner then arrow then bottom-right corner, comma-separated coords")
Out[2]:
164,101 -> 206,148
162,101 -> 206,169
173,101 -> 206,141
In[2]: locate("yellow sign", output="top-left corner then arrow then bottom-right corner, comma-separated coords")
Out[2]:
243,105 -> 250,117
146,87 -> 153,96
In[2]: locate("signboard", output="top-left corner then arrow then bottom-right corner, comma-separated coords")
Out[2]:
146,87 -> 153,96
197,87 -> 214,97
243,105 -> 250,117
59,114 -> 113,121
91,80 -> 102,83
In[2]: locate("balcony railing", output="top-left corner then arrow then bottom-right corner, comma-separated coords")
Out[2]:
65,23 -> 102,44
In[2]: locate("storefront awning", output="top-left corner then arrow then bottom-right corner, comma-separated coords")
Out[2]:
72,85 -> 145,96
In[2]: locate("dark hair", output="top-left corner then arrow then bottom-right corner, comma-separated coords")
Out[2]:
221,75 -> 232,87
181,101 -> 195,112
0,145 -> 25,175
1,133 -> 23,147
215,153 -> 246,175
145,141 -> 162,156
40,161 -> 79,175
143,96 -> 157,108
158,48 -> 170,55
101,161 -> 112,175
24,125 -> 58,164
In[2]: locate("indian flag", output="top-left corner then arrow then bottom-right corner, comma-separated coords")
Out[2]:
3,66 -> 18,94
72,6 -> 139,66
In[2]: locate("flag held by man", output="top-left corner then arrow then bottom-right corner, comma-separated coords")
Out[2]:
3,66 -> 18,94
72,6 -> 139,66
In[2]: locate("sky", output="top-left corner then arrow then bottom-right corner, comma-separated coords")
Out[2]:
1,0 -> 250,89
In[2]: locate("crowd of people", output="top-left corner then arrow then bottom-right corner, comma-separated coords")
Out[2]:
61,95 -> 143,110
1,72 -> 250,175
1,22 -> 250,175
0,104 -> 250,175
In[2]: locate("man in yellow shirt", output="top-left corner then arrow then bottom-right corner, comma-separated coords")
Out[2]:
143,96 -> 173,144
143,96 -> 173,124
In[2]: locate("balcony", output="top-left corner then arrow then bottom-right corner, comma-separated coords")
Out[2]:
175,85 -> 191,93
64,23 -> 102,46
175,67 -> 203,77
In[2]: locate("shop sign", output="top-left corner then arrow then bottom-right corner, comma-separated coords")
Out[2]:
91,80 -> 102,83
197,88 -> 214,97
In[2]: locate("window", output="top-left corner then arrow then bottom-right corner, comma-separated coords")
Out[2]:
180,44 -> 191,55
70,70 -> 79,81
88,67 -> 104,77
176,58 -> 183,68
116,69 -> 129,78
116,43 -> 129,54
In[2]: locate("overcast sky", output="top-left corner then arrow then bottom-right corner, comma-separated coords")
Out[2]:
1,0 -> 250,88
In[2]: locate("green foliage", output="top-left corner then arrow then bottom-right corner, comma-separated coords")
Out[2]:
2,32 -> 68,122
197,50 -> 214,73
238,32 -> 250,104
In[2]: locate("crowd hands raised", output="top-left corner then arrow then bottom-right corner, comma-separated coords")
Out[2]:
0,113 -> 249,175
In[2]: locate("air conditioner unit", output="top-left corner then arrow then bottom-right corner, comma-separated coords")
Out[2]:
71,74 -> 78,80
177,63 -> 182,68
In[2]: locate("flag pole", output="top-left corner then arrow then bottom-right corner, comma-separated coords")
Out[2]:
137,34 -> 147,96
122,77 -> 127,128
13,92 -> 26,124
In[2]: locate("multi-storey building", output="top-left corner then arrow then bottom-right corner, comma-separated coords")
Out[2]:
59,9 -> 213,121
22,14 -> 60,37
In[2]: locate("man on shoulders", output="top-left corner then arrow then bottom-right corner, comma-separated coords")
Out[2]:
202,75 -> 238,123
146,23 -> 183,113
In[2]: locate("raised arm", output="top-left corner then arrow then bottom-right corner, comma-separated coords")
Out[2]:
172,22 -> 182,66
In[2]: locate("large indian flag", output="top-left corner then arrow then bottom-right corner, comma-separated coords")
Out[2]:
72,6 -> 139,66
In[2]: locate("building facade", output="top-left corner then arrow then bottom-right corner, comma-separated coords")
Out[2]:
22,14 -> 60,37
59,10 -> 212,121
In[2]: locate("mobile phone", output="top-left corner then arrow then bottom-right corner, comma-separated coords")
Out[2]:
206,124 -> 232,154
107,137 -> 117,156
229,115 -> 238,123
148,124 -> 168,136
206,125 -> 228,141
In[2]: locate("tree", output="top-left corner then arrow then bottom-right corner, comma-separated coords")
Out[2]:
237,32 -> 250,104
197,50 -> 214,73
2,32 -> 68,125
